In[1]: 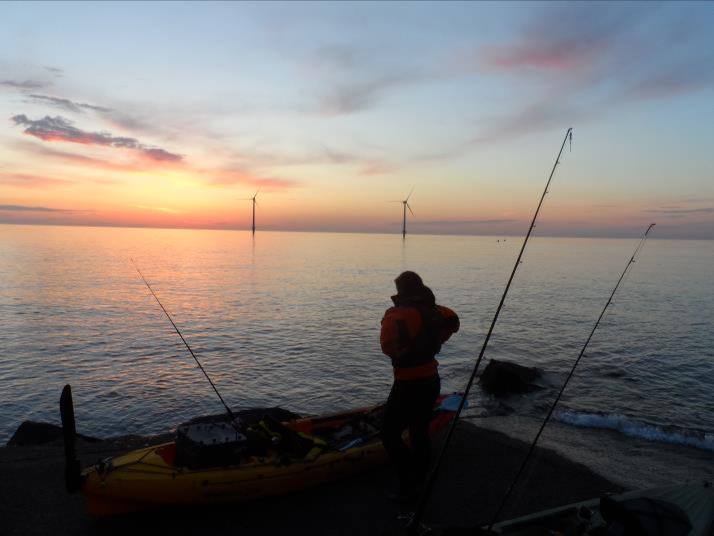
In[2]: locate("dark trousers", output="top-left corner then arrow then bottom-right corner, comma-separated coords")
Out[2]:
381,376 -> 441,490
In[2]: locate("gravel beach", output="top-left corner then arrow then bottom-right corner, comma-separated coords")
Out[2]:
0,421 -> 623,535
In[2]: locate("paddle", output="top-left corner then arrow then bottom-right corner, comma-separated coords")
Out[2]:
60,384 -> 82,492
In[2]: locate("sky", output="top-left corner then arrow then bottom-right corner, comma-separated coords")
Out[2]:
1,1 -> 713,238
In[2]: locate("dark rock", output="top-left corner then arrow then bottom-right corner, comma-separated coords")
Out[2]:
7,421 -> 101,446
480,359 -> 540,395
8,421 -> 63,446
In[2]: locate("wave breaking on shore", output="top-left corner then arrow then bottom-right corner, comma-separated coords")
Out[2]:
554,409 -> 714,452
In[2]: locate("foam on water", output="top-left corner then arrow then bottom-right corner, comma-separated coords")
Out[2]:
554,409 -> 714,452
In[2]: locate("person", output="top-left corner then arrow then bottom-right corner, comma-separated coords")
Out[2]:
379,271 -> 459,501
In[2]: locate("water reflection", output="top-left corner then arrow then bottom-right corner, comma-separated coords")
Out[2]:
0,225 -> 711,452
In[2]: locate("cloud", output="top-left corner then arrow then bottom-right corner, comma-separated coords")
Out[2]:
473,4 -> 714,141
411,145 -> 470,163
302,43 -> 425,116
481,4 -> 646,73
321,144 -> 358,164
225,142 -> 401,178
208,170 -> 300,189
139,147 -> 183,162
647,207 -> 714,214
134,205 -> 181,214
359,160 -> 395,176
416,219 -> 517,225
14,142 -> 143,172
28,94 -> 113,113
0,204 -> 73,212
0,172 -> 73,188
11,114 -> 183,162
310,44 -> 358,73
625,55 -> 714,99
316,74 -> 414,115
1,79 -> 48,89
680,197 -> 714,204
43,66 -> 64,76
473,100 -> 583,143
104,111 -> 156,134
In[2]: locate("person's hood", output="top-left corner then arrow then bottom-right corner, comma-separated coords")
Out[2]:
391,285 -> 436,307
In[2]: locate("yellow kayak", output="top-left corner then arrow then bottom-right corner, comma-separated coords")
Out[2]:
61,386 -> 461,516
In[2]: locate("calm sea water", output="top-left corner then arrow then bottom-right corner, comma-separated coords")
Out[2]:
0,225 -> 712,489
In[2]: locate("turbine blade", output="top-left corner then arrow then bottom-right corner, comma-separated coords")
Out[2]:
407,203 -> 414,216
405,186 -> 414,202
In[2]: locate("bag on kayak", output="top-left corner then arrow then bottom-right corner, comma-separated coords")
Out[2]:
174,419 -> 248,470
247,414 -> 325,459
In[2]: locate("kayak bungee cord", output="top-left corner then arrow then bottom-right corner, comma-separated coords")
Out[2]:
486,222 -> 656,531
131,258 -> 237,423
406,128 -> 574,534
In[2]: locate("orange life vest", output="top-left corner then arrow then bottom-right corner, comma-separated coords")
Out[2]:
381,304 -> 459,381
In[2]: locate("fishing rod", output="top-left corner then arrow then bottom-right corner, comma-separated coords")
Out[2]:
487,223 -> 656,531
407,128 -> 573,534
131,258 -> 237,423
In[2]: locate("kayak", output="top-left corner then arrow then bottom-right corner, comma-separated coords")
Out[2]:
440,482 -> 714,535
60,386 -> 462,517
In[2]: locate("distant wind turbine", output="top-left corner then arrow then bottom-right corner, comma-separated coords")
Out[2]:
391,187 -> 414,238
239,187 -> 261,235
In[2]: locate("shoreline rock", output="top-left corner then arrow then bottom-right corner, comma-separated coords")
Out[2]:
7,421 -> 101,447
480,359 -> 541,395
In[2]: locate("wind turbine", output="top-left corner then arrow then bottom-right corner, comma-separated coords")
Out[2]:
240,187 -> 260,235
391,187 -> 414,238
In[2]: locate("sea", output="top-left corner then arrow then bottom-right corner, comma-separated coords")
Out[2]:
1,224 -> 712,493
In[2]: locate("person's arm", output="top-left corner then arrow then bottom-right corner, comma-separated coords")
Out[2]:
437,305 -> 460,343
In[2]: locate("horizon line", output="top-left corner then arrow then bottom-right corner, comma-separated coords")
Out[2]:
1,220 -> 711,241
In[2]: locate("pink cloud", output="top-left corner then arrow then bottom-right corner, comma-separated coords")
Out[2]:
481,45 -> 598,71
0,172 -> 73,188
15,141 -> 169,172
209,169 -> 300,189
11,114 -> 183,163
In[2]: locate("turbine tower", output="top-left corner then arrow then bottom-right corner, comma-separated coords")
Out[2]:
240,187 -> 260,235
392,187 -> 414,238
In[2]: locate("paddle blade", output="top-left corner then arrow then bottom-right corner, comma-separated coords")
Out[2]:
60,385 -> 82,492
437,393 -> 468,412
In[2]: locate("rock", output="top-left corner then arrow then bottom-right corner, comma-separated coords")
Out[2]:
480,359 -> 540,395
7,421 -> 101,446
7,421 -> 63,446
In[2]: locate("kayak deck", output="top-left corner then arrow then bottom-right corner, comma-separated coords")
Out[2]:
82,394 -> 458,516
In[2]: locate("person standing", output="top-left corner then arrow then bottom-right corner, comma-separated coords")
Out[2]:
380,271 -> 460,501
